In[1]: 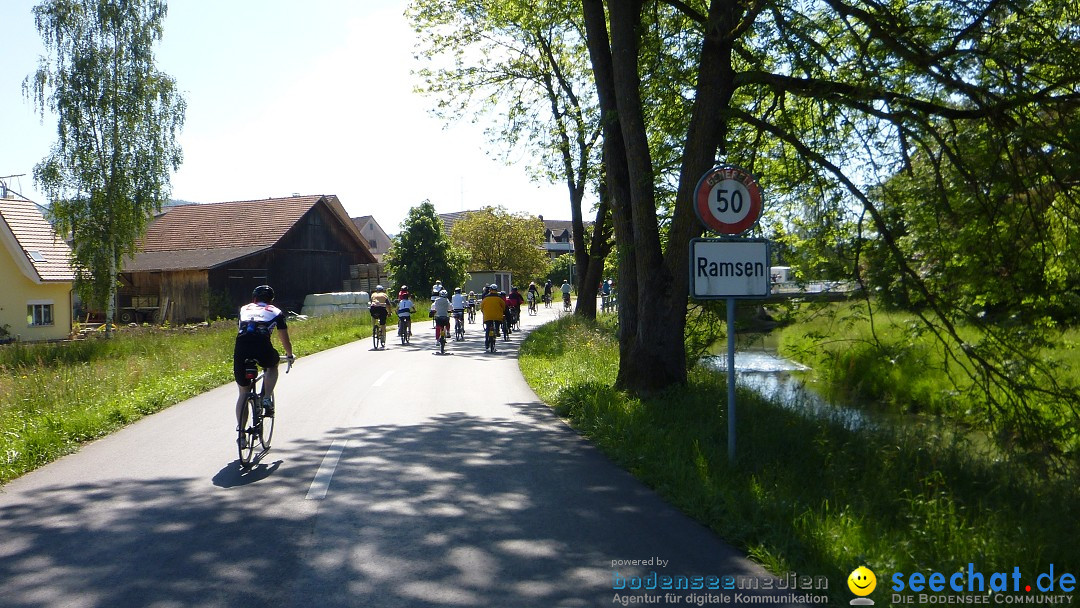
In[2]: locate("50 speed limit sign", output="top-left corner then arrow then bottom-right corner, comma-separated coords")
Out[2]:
693,164 -> 763,235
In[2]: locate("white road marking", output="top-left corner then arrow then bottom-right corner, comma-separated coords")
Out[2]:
305,440 -> 350,500
372,370 -> 395,387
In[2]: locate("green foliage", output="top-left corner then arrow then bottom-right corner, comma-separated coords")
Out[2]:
519,316 -> 1079,599
450,206 -> 551,284
545,253 -> 574,288
778,301 -> 1080,472
383,200 -> 470,294
27,0 -> 185,319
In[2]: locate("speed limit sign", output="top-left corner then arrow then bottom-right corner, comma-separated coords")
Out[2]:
693,164 -> 763,235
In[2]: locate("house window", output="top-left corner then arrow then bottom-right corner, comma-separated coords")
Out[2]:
27,302 -> 54,326
369,239 -> 377,249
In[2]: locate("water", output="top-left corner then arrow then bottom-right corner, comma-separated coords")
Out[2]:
703,346 -> 877,431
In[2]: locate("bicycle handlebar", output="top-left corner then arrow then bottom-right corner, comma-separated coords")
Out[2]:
281,354 -> 295,373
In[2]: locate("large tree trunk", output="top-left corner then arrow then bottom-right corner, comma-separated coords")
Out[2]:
582,0 -> 745,392
583,0 -> 638,370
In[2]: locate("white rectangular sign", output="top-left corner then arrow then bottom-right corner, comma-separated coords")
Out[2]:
690,238 -> 771,298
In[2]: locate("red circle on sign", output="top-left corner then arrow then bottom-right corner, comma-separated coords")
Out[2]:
693,165 -> 763,235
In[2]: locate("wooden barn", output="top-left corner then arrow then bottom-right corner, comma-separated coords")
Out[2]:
121,195 -> 376,323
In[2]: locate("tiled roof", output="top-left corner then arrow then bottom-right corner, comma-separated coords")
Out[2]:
127,194 -> 370,271
137,195 -> 324,252
0,196 -> 75,283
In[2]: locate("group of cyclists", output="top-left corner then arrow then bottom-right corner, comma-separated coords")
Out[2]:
228,276 -> 591,449
367,279 -> 565,351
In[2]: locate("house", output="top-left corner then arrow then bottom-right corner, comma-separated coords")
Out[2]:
122,194 -> 376,323
350,215 -> 392,262
538,215 -> 577,259
0,191 -> 76,341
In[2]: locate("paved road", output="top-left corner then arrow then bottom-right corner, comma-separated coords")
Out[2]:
0,303 -> 816,607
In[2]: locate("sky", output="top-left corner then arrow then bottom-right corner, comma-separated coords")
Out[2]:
0,0 -> 573,233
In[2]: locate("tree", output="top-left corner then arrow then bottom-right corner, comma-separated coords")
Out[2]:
450,206 -> 550,285
408,0 -> 613,317
384,201 -> 470,298
580,0 -> 1080,462
26,0 -> 185,336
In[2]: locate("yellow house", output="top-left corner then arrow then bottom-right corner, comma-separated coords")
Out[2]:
0,192 -> 75,342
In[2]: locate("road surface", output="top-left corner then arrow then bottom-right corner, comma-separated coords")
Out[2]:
0,303 -> 817,607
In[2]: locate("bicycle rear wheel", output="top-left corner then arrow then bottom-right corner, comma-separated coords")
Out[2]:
373,324 -> 380,349
238,394 -> 258,467
259,396 -> 275,450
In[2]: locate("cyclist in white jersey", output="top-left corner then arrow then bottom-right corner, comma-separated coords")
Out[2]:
234,285 -> 293,426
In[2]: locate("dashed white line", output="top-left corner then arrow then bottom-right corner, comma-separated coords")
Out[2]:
372,370 -> 395,387
305,440 -> 350,500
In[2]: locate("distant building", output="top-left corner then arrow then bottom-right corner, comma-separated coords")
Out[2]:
0,191 -> 76,341
122,194 -> 376,322
350,215 -> 392,262
539,215 -> 578,259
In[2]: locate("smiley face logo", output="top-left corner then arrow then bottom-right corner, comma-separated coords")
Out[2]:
848,566 -> 877,596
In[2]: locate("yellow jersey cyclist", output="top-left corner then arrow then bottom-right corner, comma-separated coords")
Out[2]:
480,284 -> 506,348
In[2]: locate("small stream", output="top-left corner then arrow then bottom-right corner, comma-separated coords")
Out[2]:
703,334 -> 933,435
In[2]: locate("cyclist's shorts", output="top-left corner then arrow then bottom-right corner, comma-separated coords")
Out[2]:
233,337 -> 279,386
370,306 -> 388,324
435,316 -> 451,328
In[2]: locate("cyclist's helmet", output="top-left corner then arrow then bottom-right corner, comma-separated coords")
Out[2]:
375,284 -> 385,291
252,285 -> 275,302
400,284 -> 407,291
455,287 -> 462,293
499,291 -> 506,297
440,289 -> 448,296
490,283 -> 499,290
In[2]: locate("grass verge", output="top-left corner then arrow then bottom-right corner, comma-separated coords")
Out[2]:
0,312 -> 371,484
519,315 -> 1078,607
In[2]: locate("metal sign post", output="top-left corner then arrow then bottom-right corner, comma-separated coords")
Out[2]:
690,164 -> 767,462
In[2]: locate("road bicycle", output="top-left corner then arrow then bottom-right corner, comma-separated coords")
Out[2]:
527,294 -> 537,315
467,301 -> 476,324
435,318 -> 449,354
562,293 -> 572,312
454,311 -> 465,341
397,314 -> 412,345
502,310 -> 512,341
484,320 -> 498,352
237,356 -> 293,468
543,293 -> 552,308
372,312 -> 387,349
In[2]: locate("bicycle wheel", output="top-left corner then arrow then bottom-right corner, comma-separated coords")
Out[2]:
259,396 -> 275,450
238,393 -> 258,467
379,324 -> 386,349
373,323 -> 379,349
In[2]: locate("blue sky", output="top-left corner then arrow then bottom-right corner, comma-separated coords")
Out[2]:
0,0 -> 572,232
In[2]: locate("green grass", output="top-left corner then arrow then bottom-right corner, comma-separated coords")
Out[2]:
0,311 -> 371,484
519,315 -> 1078,607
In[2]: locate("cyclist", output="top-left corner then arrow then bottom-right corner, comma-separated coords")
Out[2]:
543,280 -> 553,307
234,285 -> 294,432
430,279 -> 444,301
369,284 -> 391,335
397,289 -> 415,338
432,289 -> 452,345
560,279 -> 572,310
527,282 -> 539,313
506,286 -> 525,330
480,283 -> 505,350
600,278 -> 612,310
466,290 -> 478,323
451,287 -> 466,337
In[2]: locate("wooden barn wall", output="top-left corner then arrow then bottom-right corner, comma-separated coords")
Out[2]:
208,205 -> 374,316
161,270 -> 210,323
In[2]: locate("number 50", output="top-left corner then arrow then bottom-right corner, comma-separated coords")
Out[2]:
714,188 -> 744,214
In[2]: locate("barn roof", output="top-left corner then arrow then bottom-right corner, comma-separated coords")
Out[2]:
126,194 -> 372,271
